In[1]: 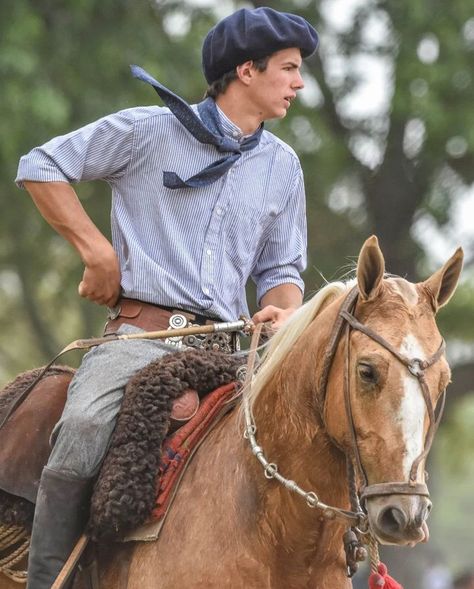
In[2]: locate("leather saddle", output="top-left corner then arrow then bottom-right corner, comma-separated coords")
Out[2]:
0,367 -> 199,505
0,367 -> 72,503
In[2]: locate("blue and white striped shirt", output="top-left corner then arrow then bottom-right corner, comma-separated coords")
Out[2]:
16,104 -> 307,320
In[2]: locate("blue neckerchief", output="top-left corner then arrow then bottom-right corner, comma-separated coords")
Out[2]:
131,65 -> 263,189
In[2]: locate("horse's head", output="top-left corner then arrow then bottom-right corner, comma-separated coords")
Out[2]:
323,236 -> 463,546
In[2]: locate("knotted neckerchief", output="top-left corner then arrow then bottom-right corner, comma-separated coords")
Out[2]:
131,65 -> 263,189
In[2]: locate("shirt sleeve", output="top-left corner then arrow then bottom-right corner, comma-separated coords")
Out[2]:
251,161 -> 307,305
15,109 -> 136,188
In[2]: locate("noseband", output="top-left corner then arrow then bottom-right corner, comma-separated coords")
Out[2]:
318,287 -> 446,503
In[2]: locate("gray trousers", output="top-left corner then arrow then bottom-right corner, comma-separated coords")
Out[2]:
48,324 -> 173,478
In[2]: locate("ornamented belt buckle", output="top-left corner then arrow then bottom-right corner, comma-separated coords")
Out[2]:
164,312 -> 240,353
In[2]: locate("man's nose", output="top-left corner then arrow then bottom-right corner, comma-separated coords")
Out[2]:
293,71 -> 304,90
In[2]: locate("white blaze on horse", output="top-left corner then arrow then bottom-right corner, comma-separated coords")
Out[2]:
0,236 -> 464,589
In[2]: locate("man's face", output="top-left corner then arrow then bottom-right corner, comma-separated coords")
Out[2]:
247,47 -> 304,121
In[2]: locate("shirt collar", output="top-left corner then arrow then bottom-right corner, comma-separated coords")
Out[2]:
193,101 -> 260,143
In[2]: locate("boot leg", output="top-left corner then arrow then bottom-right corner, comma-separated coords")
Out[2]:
27,467 -> 92,589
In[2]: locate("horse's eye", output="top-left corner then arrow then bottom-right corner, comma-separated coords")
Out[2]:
358,362 -> 377,383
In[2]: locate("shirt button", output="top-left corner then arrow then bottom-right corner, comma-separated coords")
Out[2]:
203,287 -> 210,295
206,249 -> 212,256
232,130 -> 239,138
216,207 -> 223,215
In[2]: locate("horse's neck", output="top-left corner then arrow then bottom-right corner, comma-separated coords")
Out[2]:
251,298 -> 348,497
249,378 -> 348,531
244,307 -> 350,566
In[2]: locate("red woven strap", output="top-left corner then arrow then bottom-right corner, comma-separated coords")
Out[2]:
369,563 -> 403,589
151,381 -> 237,519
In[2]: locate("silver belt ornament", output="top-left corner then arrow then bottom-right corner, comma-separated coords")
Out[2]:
164,313 -> 240,353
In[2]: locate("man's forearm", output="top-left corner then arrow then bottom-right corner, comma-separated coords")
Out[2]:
252,283 -> 303,329
24,181 -> 111,265
260,283 -> 303,310
24,181 -> 121,306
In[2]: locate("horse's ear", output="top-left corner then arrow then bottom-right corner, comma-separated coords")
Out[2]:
422,247 -> 464,310
357,235 -> 385,301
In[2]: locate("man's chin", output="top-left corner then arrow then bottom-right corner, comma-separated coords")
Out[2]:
261,107 -> 288,122
272,109 -> 288,120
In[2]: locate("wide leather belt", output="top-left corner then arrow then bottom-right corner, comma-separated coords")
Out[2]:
104,298 -> 239,353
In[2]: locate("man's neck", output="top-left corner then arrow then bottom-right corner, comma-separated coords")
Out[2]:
215,91 -> 262,136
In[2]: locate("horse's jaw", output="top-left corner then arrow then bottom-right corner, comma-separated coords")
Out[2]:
365,493 -> 431,546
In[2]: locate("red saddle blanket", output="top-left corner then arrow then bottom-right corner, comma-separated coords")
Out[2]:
151,381 -> 238,521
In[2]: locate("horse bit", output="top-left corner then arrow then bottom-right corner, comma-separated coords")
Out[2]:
243,287 -> 447,576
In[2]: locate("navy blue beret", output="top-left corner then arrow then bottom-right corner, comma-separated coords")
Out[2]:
202,7 -> 319,84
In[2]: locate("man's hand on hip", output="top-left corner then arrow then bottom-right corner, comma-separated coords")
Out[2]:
78,243 -> 121,307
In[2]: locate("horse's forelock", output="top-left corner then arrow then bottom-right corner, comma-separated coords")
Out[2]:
386,277 -> 420,307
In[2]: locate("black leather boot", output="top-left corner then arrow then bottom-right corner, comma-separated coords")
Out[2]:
26,467 -> 92,589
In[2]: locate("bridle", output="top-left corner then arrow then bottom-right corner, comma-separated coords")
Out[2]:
243,286 -> 447,573
317,286 -> 446,502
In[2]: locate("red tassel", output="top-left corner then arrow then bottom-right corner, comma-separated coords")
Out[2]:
368,563 -> 404,589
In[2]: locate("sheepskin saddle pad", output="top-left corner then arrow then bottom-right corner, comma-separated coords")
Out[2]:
0,349 -> 244,541
87,347 -> 243,540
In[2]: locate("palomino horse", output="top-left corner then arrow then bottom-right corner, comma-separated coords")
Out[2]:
0,236 -> 463,588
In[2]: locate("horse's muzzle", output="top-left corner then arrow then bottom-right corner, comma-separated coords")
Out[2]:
365,494 -> 432,546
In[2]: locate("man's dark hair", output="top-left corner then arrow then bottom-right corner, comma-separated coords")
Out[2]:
205,56 -> 270,99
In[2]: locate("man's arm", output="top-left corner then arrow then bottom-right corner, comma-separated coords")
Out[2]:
24,181 -> 121,307
252,283 -> 302,330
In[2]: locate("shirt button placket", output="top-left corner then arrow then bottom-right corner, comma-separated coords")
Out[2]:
202,193 -> 226,300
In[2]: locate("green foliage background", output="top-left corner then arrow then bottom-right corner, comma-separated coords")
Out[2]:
1,1 -> 473,586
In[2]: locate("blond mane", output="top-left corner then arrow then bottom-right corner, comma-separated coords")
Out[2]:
246,280 -> 353,412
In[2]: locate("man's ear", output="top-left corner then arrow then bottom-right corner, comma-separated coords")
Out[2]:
236,61 -> 256,86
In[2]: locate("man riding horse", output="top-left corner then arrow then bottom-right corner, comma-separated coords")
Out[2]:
15,7 -> 318,588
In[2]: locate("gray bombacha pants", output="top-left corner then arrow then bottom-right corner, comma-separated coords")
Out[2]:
47,324 -> 173,478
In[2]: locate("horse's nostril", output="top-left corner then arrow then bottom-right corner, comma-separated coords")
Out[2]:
417,501 -> 432,525
378,506 -> 407,535
413,513 -> 424,528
